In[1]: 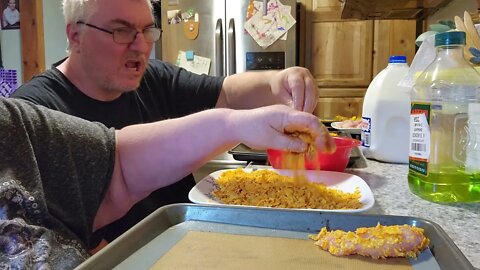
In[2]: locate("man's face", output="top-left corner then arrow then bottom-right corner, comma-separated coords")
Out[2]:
8,0 -> 15,10
75,0 -> 155,96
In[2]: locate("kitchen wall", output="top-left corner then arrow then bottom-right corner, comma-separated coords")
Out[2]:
426,0 -> 477,26
1,24 -> 22,84
0,0 -> 67,86
43,1 -> 68,70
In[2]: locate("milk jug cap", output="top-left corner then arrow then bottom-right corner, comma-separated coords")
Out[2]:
434,31 -> 466,46
389,56 -> 407,63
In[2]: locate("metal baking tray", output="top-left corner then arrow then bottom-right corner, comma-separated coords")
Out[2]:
228,143 -> 268,162
76,204 -> 474,270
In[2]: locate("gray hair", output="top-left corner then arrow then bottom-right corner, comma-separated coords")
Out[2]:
62,0 -> 157,53
62,0 -> 97,25
62,0 -> 156,24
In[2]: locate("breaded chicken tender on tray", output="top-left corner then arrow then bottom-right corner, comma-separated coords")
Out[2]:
309,223 -> 430,259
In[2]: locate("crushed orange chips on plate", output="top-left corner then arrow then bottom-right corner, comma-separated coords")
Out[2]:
212,168 -> 362,210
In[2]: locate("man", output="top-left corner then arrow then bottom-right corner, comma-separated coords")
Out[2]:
0,97 -> 334,268
11,0 -> 320,242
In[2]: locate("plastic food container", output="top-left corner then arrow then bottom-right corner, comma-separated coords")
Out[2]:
267,137 -> 361,171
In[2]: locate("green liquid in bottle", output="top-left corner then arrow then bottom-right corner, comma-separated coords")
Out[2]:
408,168 -> 480,203
408,32 -> 480,203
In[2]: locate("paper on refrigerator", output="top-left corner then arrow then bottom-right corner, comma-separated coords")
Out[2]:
244,0 -> 296,49
175,51 -> 211,75
247,0 -> 292,41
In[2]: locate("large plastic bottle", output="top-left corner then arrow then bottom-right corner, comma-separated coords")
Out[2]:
361,55 -> 411,163
408,31 -> 480,203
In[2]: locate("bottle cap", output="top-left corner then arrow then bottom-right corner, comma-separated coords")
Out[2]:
389,56 -> 407,63
434,31 -> 466,46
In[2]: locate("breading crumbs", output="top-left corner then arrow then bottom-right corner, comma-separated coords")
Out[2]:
212,168 -> 362,209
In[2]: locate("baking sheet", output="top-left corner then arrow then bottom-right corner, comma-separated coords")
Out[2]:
228,143 -> 267,162
75,204 -> 474,270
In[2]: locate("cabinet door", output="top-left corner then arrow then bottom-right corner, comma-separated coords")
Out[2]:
373,20 -> 417,77
309,0 -> 343,21
306,20 -> 374,87
314,88 -> 366,120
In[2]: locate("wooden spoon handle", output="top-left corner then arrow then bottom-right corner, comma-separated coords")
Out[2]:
454,16 -> 474,59
455,16 -> 467,32
464,11 -> 480,49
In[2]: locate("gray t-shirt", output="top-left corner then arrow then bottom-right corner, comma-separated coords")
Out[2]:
0,98 -> 115,269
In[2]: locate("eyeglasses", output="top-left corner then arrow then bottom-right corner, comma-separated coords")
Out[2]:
76,21 -> 161,44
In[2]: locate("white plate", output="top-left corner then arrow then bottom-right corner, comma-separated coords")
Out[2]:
331,121 -> 362,135
189,168 -> 375,213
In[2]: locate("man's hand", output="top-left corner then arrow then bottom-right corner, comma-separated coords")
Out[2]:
269,67 -> 319,113
230,105 -> 334,153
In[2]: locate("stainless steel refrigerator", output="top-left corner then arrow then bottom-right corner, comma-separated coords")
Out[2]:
159,0 -> 297,76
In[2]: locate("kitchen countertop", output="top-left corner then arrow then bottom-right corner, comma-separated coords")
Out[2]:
246,159 -> 480,268
344,160 -> 480,269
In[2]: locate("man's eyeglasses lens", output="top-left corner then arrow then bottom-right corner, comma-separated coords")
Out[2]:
114,27 -> 161,44
77,21 -> 161,44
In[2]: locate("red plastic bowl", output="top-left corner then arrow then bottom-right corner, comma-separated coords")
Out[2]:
267,137 -> 361,172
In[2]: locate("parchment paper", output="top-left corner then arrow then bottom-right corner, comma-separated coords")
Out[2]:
150,231 -> 412,270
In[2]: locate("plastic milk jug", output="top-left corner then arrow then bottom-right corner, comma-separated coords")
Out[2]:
361,55 -> 411,163
408,31 -> 480,203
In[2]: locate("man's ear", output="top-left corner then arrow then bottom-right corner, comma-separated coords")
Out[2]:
66,23 -> 82,53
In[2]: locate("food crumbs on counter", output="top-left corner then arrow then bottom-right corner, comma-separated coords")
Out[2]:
309,223 -> 430,259
212,169 -> 362,209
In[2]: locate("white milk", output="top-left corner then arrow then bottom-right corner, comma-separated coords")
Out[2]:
361,56 -> 411,163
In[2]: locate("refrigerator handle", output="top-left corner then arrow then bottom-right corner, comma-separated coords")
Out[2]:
227,18 -> 236,75
215,19 -> 224,77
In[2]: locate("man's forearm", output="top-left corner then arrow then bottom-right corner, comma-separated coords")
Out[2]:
94,108 -> 238,229
117,108 -> 237,197
217,67 -> 319,113
217,70 -> 280,109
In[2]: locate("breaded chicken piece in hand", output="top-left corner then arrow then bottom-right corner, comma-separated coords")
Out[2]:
309,223 -> 430,259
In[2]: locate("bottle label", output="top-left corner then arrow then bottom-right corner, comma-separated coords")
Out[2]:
409,102 -> 431,176
361,117 -> 371,147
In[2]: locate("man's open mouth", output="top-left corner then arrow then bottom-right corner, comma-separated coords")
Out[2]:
125,60 -> 141,72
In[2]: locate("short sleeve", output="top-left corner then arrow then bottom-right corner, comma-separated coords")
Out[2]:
0,98 -> 115,248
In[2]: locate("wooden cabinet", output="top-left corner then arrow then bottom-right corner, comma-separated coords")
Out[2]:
299,0 -> 417,120
308,20 -> 373,87
372,20 -> 417,77
314,88 -> 364,120
308,0 -> 343,22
